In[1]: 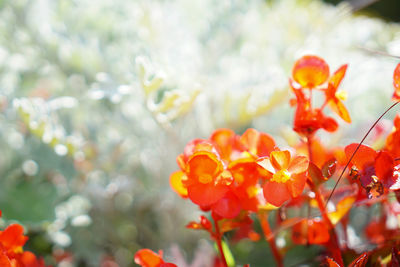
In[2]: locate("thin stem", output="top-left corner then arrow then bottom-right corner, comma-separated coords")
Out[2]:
306,136 -> 344,266
307,178 -> 344,266
326,101 -> 400,205
213,216 -> 228,267
258,211 -> 284,267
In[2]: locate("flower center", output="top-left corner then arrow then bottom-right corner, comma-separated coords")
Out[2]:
271,169 -> 291,183
198,174 -> 213,184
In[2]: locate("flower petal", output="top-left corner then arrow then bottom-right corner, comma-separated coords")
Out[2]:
134,249 -> 164,267
169,171 -> 188,198
187,152 -> 223,184
0,224 -> 28,251
288,156 -> 309,174
287,173 -> 307,197
329,64 -> 348,90
375,151 -> 394,188
292,55 -> 330,88
212,192 -> 241,219
328,100 -> 351,123
263,181 -> 291,207
393,63 -> 400,101
187,182 -> 229,206
240,128 -> 275,157
270,150 -> 291,170
0,253 -> 11,267
210,128 -> 237,160
345,143 -> 377,169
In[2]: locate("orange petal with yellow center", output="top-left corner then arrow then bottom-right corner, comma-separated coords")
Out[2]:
134,249 -> 164,267
187,152 -> 223,184
270,150 -> 291,170
292,55 -> 330,89
169,171 -> 188,198
263,181 -> 291,207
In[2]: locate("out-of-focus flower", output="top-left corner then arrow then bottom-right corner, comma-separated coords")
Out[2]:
134,249 -> 176,267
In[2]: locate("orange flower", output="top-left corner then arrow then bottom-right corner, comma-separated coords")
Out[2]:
257,151 -> 309,206
134,249 -> 177,267
0,212 -> 48,267
170,128 -> 275,216
325,64 -> 351,123
292,218 -> 330,245
292,55 -> 330,89
290,80 -> 338,136
185,151 -> 233,206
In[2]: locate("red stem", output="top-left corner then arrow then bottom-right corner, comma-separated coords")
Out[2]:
258,211 -> 284,267
212,216 -> 228,267
307,136 -> 344,266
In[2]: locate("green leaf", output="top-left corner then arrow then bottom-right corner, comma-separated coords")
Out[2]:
0,179 -> 57,224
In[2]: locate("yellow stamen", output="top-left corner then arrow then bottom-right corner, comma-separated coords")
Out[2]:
271,169 -> 291,183
198,174 -> 213,184
335,90 -> 347,101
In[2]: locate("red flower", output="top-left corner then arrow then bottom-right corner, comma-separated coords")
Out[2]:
345,143 -> 400,196
257,150 -> 309,206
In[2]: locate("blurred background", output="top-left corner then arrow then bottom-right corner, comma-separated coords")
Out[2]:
0,0 -> 399,266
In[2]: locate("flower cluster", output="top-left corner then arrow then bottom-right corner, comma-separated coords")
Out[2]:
0,211 -> 48,267
134,58 -> 400,267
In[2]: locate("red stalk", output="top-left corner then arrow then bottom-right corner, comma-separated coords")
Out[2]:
307,136 -> 344,266
258,211 -> 284,267
212,215 -> 228,267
